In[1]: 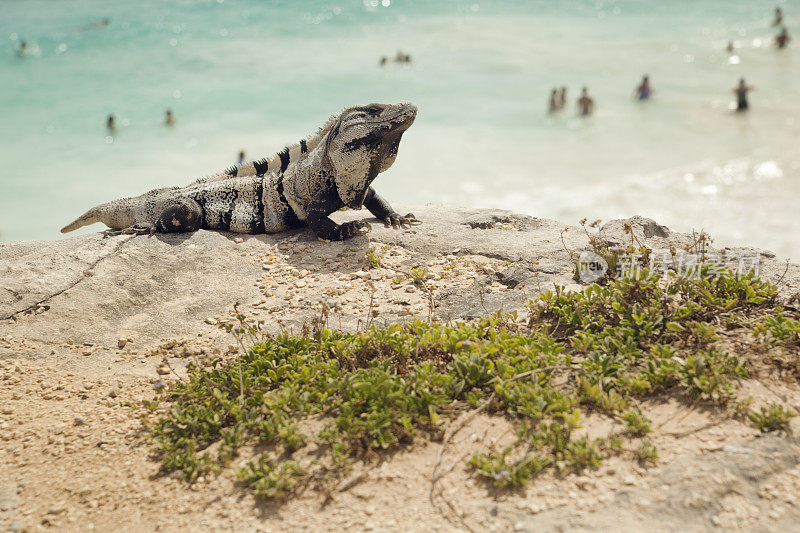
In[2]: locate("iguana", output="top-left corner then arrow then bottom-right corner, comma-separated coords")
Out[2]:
61,102 -> 419,241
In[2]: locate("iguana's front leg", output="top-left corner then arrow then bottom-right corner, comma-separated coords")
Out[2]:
306,188 -> 371,241
363,187 -> 420,228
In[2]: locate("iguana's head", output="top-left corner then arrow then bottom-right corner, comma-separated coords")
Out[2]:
326,102 -> 417,209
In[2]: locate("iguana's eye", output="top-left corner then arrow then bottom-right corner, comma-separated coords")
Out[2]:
366,105 -> 382,116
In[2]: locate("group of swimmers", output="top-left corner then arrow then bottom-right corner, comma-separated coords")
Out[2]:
550,7 -> 790,116
105,109 -> 175,133
549,75 -> 755,116
548,86 -> 597,116
727,7 -> 792,53
773,8 -> 792,49
379,50 -> 412,66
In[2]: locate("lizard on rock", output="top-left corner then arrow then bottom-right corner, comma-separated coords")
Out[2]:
61,102 -> 419,241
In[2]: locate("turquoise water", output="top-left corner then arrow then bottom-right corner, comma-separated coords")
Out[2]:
2,0 -> 799,258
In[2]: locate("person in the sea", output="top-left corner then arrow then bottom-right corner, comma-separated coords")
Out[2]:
80,18 -> 110,31
106,114 -> 116,132
379,56 -> 387,67
773,7 -> 783,27
577,87 -> 594,116
775,27 -> 791,49
548,88 -> 559,113
633,75 -> 652,100
733,78 -> 754,112
238,151 -> 245,164
165,109 -> 175,126
726,41 -> 735,54
557,86 -> 567,109
17,40 -> 27,57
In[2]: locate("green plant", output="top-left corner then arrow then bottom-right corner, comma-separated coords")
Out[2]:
467,450 -> 550,488
237,455 -> 304,499
410,267 -> 428,284
753,310 -> 800,347
636,438 -> 658,466
145,264 -> 791,500
622,410 -> 652,437
364,248 -> 383,269
748,403 -> 796,432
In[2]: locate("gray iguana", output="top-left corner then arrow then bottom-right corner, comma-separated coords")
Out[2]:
61,102 -> 419,241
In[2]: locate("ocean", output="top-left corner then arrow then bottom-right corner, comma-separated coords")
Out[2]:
1,0 -> 798,259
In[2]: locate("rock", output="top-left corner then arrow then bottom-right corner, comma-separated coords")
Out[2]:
117,338 -> 128,349
1,206 -> 800,532
599,215 -> 671,245
0,203 -> 795,344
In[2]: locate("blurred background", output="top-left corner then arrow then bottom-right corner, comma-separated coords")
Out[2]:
1,0 -> 798,258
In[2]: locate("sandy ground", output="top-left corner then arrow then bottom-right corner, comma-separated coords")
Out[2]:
2,206 -> 800,532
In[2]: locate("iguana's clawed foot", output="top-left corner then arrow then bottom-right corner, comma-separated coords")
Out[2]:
338,220 -> 372,240
103,224 -> 155,238
383,212 -> 421,229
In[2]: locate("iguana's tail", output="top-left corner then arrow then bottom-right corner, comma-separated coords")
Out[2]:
61,207 -> 100,233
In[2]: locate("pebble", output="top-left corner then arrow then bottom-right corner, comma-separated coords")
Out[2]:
233,237 -> 244,244
623,475 -> 636,485
117,338 -> 128,349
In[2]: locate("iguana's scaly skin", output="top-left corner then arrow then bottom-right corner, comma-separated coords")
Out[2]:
61,103 -> 418,241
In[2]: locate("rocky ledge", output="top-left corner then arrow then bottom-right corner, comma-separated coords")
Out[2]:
1,205 -> 800,532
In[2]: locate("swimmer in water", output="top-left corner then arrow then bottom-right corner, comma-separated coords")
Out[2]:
577,87 -> 594,116
17,40 -> 27,57
733,78 -> 754,112
165,109 -> 175,126
773,7 -> 783,27
776,27 -> 791,49
633,75 -> 652,100
558,86 -> 567,109
726,41 -> 735,54
379,56 -> 387,67
106,114 -> 116,132
548,88 -> 559,113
